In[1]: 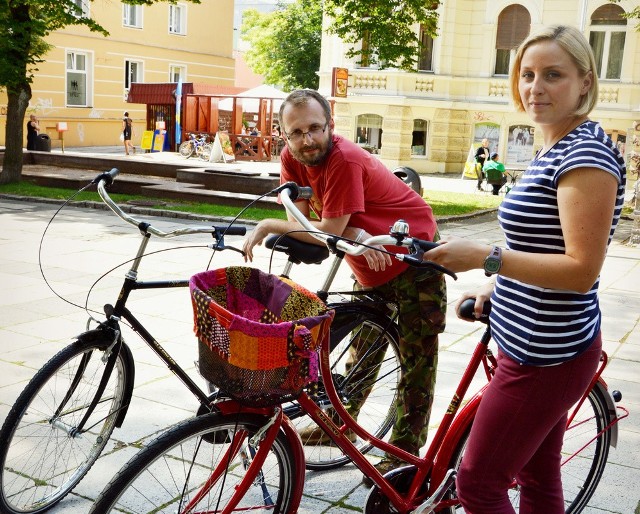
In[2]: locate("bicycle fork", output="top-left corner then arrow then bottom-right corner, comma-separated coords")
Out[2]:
179,408 -> 284,514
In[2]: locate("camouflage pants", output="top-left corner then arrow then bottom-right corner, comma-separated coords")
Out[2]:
352,265 -> 447,456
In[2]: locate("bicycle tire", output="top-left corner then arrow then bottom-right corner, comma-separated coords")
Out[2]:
90,412 -> 297,514
199,143 -> 213,161
443,386 -> 612,513
179,141 -> 194,157
0,336 -> 131,514
290,305 -> 401,471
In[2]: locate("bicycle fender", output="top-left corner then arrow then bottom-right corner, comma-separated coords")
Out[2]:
74,329 -> 135,429
594,379 -> 619,448
430,390 -> 484,490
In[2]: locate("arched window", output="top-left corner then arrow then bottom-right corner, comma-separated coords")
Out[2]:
589,4 -> 627,80
412,119 -> 428,156
355,114 -> 383,153
494,5 -> 531,75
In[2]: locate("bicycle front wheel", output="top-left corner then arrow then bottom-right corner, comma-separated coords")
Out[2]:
90,412 -> 297,514
293,305 -> 401,471
179,141 -> 194,157
443,385 -> 612,513
0,335 -> 130,514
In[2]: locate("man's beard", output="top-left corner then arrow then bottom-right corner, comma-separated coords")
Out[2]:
290,136 -> 333,166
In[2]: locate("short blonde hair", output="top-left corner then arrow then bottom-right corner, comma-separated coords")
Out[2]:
510,25 -> 599,117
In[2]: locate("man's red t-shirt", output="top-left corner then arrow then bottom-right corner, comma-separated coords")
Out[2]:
281,134 -> 437,287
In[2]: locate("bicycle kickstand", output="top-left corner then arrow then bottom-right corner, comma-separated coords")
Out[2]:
411,469 -> 457,514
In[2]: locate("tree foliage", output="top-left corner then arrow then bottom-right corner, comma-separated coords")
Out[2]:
324,0 -> 440,70
0,0 -> 197,184
609,0 -> 640,29
240,0 -> 322,91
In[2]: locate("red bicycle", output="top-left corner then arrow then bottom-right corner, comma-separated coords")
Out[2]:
90,183 -> 628,514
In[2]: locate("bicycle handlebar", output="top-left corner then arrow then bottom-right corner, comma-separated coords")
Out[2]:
278,182 -> 456,279
93,169 -> 246,239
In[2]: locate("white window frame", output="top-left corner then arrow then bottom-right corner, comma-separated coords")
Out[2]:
123,4 -> 143,28
70,0 -> 90,18
169,64 -> 187,83
125,60 -> 144,90
169,4 -> 187,35
66,50 -> 92,107
589,27 -> 626,80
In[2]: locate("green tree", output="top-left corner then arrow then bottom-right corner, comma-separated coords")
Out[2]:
0,0 -> 197,184
241,0 -> 322,90
324,0 -> 440,70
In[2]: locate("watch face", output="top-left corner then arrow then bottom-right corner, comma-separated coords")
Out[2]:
485,258 -> 501,274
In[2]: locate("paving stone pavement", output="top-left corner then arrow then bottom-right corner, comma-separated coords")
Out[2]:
0,154 -> 638,512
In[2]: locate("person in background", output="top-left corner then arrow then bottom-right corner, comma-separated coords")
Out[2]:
242,89 -> 447,484
425,25 -> 626,513
122,112 -> 135,155
474,138 -> 491,190
26,114 -> 40,151
483,153 -> 507,195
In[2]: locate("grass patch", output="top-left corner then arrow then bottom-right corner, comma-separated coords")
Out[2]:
0,181 -> 502,220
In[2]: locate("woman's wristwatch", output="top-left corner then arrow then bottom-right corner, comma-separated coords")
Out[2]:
484,246 -> 502,277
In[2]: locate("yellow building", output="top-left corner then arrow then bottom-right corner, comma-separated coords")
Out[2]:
0,0 -> 234,149
318,1 -> 640,174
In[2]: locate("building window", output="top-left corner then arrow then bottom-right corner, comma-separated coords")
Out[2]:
169,4 -> 187,35
494,5 -> 530,75
418,26 -> 434,72
589,4 -> 627,80
125,60 -> 143,90
355,114 -> 383,153
169,65 -> 187,83
123,4 -> 142,28
66,51 -> 91,107
411,119 -> 428,156
69,0 -> 89,18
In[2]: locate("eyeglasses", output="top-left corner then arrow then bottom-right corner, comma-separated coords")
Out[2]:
284,123 -> 328,143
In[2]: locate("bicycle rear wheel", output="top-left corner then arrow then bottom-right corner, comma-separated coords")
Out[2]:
290,304 -> 401,471
90,412 -> 297,514
199,143 -> 213,161
0,334 -> 131,514
443,385 -> 612,513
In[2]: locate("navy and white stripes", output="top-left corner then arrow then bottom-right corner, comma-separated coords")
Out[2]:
491,121 -> 626,365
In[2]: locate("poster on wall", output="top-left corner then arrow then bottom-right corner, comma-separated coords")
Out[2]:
506,124 -> 535,166
332,67 -> 349,98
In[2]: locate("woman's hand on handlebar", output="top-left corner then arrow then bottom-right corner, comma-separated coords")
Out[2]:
455,281 -> 494,321
423,235 -> 489,273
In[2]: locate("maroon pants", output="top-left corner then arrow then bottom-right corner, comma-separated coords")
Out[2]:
456,334 -> 602,513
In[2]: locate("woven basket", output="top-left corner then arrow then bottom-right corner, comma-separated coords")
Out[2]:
190,266 -> 334,407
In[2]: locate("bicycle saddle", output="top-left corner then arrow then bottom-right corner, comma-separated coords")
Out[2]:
265,234 -> 330,265
459,298 -> 491,324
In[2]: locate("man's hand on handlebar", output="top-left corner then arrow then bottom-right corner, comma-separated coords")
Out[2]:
242,221 -> 271,262
355,229 -> 393,272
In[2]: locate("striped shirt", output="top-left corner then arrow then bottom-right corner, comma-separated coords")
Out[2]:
492,121 -> 626,365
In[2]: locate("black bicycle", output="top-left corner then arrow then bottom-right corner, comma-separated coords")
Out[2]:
0,170 -> 413,513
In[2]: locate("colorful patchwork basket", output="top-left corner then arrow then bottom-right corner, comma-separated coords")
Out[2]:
190,266 -> 334,407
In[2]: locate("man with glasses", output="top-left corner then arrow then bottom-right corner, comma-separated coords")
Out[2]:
242,89 -> 446,484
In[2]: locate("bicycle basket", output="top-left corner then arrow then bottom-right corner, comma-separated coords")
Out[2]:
190,266 -> 334,407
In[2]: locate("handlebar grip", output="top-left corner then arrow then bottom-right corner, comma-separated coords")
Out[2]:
93,168 -> 120,185
221,225 -> 246,236
414,239 -> 440,251
277,182 -> 313,201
